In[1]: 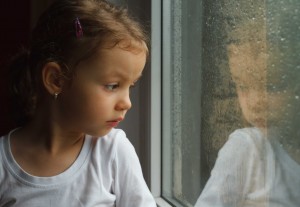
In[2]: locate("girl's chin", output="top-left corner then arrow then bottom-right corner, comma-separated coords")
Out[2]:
86,128 -> 113,138
249,119 -> 267,129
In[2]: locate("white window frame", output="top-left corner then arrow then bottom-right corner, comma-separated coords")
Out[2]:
151,1 -> 195,206
150,1 -> 173,206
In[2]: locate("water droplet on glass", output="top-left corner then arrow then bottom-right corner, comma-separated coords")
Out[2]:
295,96 -> 299,100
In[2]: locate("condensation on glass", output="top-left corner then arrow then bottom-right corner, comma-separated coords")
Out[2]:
162,0 -> 300,206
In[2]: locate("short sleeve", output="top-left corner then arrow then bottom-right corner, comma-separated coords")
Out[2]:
112,130 -> 156,207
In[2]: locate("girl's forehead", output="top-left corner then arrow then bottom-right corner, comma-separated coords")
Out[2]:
101,38 -> 148,54
228,43 -> 268,86
76,41 -> 146,80
228,42 -> 288,85
229,51 -> 267,75
82,41 -> 146,67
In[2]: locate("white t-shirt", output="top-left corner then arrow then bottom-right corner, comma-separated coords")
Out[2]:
195,127 -> 300,207
0,128 -> 156,207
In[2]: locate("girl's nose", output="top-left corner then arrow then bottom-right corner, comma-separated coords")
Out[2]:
115,90 -> 132,111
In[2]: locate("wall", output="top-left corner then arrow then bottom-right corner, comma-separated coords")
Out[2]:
0,0 -> 31,135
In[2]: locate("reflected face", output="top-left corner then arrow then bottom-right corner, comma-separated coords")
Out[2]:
57,43 -> 147,137
228,43 -> 288,129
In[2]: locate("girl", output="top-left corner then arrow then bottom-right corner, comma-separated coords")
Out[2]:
195,19 -> 300,206
0,0 -> 156,206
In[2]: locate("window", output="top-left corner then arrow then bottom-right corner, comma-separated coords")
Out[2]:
154,0 -> 300,206
161,0 -> 202,206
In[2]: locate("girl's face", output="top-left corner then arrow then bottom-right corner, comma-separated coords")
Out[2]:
57,43 -> 146,137
228,43 -> 289,130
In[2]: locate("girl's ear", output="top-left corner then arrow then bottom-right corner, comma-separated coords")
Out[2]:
42,62 -> 65,95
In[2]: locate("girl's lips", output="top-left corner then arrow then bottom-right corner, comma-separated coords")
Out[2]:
107,117 -> 123,127
107,121 -> 120,127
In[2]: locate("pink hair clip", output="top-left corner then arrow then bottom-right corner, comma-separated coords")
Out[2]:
74,17 -> 83,38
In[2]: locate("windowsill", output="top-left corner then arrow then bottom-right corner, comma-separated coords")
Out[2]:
155,197 -> 173,207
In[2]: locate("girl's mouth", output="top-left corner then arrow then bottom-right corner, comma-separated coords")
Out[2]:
107,121 -> 120,127
107,117 -> 123,127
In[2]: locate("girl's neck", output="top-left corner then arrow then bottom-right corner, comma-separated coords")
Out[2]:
10,126 -> 85,177
17,106 -> 85,155
9,106 -> 86,177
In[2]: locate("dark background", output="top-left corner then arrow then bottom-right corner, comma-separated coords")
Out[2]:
0,0 -> 31,135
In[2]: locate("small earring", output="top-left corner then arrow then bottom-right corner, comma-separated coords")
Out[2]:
54,92 -> 59,100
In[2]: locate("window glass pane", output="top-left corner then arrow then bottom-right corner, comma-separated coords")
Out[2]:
162,0 -> 300,206
162,0 -> 202,206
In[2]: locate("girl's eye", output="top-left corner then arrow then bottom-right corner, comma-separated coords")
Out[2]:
105,84 -> 119,91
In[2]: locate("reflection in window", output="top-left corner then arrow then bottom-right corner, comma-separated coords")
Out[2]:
162,0 -> 300,206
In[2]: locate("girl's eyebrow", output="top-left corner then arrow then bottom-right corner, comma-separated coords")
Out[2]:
103,70 -> 143,82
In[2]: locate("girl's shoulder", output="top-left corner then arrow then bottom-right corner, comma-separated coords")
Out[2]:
218,127 -> 267,160
91,128 -> 136,160
93,128 -> 131,148
0,134 -> 5,144
228,127 -> 265,146
0,133 -> 9,180
0,133 -> 8,156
